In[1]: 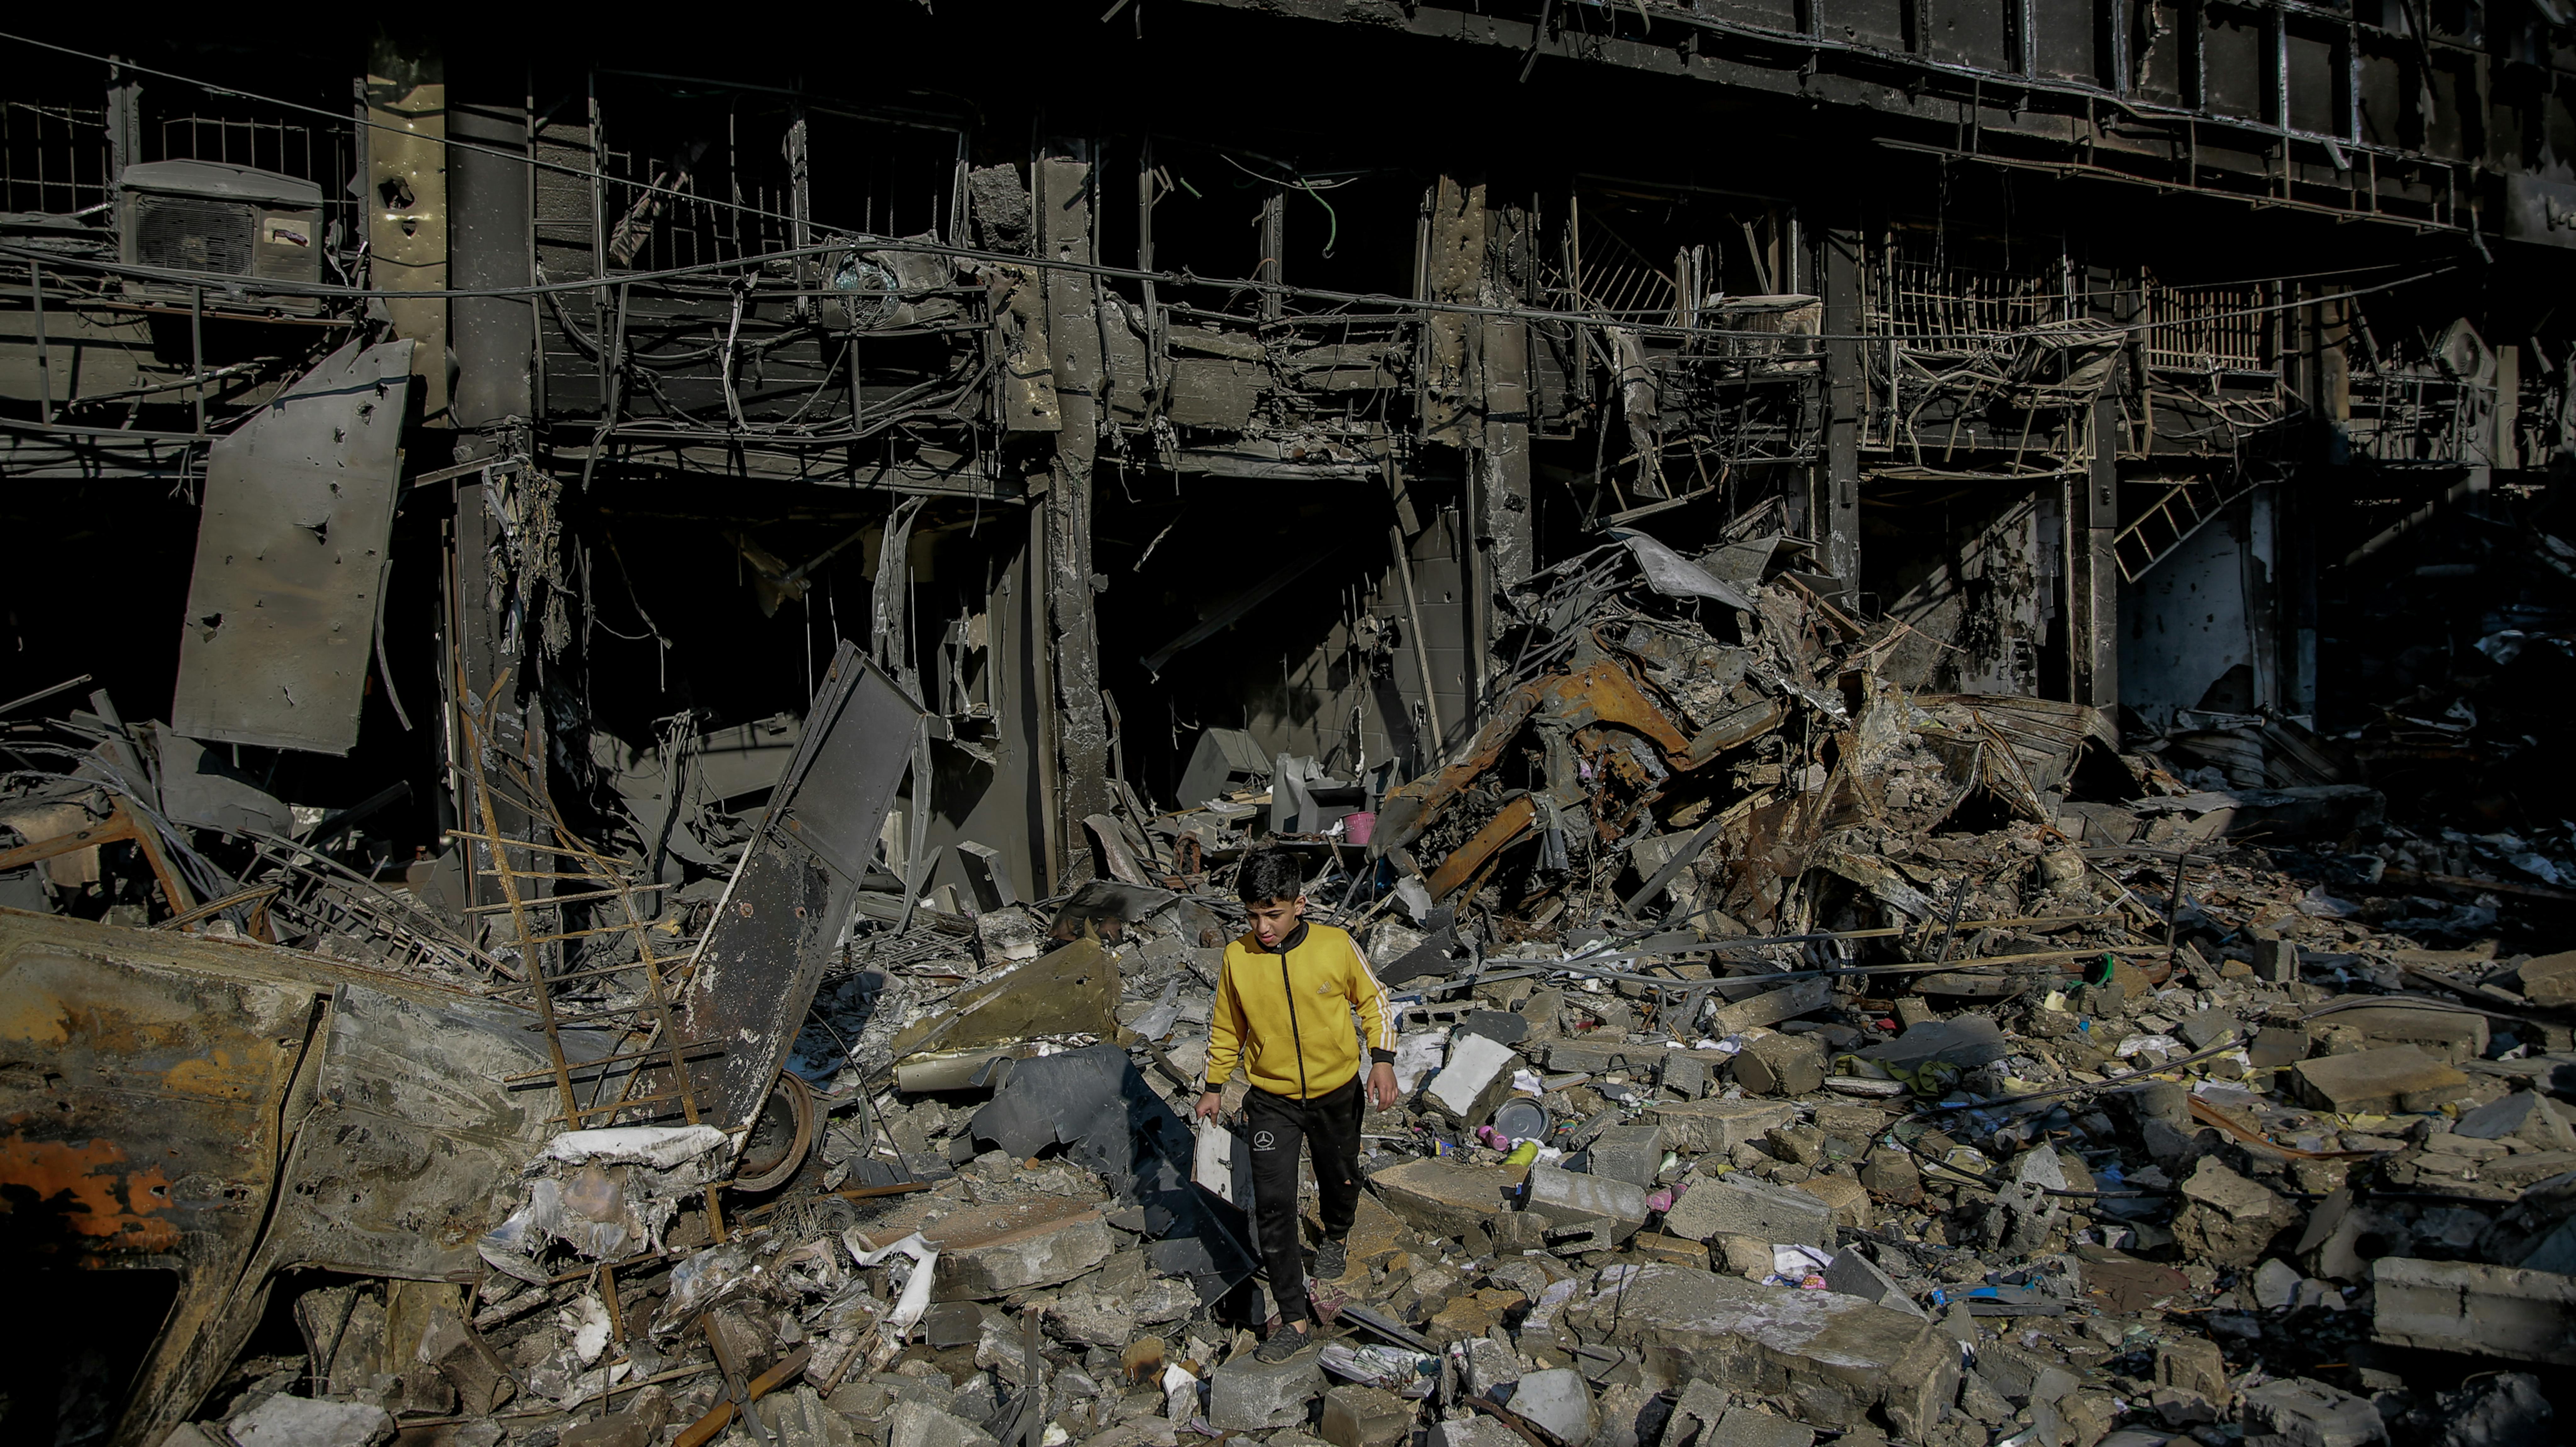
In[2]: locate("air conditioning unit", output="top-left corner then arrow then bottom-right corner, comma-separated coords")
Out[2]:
118,160 -> 325,315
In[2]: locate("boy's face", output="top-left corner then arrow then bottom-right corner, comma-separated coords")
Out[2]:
1246,893 -> 1305,948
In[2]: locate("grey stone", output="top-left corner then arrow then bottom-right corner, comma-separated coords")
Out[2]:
1524,1162 -> 1650,1236
1458,1334 -> 1521,1400
2454,1091 -> 2576,1151
1585,1381 -> 1658,1447
1564,1262 -> 1957,1439
1208,1343 -> 1325,1430
1318,1385 -> 1412,1447
2523,951 -> 2576,1007
1589,1124 -> 1668,1187
1046,1290 -> 1136,1347
2177,1010 -> 2242,1050
2239,1376 -> 2386,1447
2250,928 -> 2297,983
2250,1026 -> 2312,1069
2373,1257 -> 2576,1365
1645,1098 -> 1797,1153
1661,1173 -> 1834,1248
1503,1368 -> 1597,1445
1462,1010 -> 1530,1046
1822,1247 -> 1925,1318
1660,1379 -> 1729,1447
1706,1406 -> 1812,1447
915,1199 -> 1115,1300
2316,1005 -> 2488,1064
2252,1258 -> 2303,1310
2425,1372 -> 2554,1447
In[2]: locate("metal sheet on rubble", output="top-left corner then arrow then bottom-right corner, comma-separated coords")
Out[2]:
970,1043 -> 1258,1302
674,643 -> 924,1131
170,339 -> 417,756
250,984 -> 600,1282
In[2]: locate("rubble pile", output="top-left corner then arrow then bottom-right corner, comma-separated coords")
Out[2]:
12,529 -> 2576,1447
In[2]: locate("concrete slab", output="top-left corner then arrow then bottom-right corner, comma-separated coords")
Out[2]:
2238,1377 -> 2385,1447
2520,951 -> 2576,1008
2313,1005 -> 2487,1064
1563,1262 -> 1957,1438
2291,1045 -> 2473,1114
1734,1035 -> 1826,1096
1369,1157 -> 1522,1239
1319,1385 -> 1412,1447
1589,1123 -> 1668,1187
1503,1367 -> 1596,1445
1523,1162 -> 1649,1237
854,1196 -> 1114,1301
1661,1174 -> 1834,1248
1428,1034 -> 1522,1127
2372,1257 -> 2576,1365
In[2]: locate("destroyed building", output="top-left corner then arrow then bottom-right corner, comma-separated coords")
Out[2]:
5,6 -> 2576,1447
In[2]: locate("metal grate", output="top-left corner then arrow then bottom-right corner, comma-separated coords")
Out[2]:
131,194 -> 257,275
2143,280 -> 2271,373
1870,258 -> 2072,342
1,101 -> 110,216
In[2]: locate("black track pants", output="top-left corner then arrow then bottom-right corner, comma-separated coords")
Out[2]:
1243,1072 -> 1364,1325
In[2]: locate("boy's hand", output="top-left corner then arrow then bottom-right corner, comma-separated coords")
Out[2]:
1196,1091 -> 1222,1121
1367,1062 -> 1399,1110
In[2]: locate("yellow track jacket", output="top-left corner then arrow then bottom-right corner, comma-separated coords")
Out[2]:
1204,920 -> 1398,1100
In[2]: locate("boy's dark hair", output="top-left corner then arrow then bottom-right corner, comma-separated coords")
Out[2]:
1236,847 -> 1306,905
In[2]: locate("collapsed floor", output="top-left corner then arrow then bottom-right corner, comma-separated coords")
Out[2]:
9,525 -> 2576,1447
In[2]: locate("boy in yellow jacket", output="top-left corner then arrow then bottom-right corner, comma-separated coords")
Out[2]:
1196,847 -> 1399,1361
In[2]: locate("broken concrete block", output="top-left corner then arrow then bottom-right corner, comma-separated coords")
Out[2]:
1630,1233 -> 1711,1269
2372,1257 -> 2576,1365
2172,1157 -> 2298,1269
2454,1090 -> 2576,1151
1701,1407 -> 1812,1447
224,1397 -> 394,1447
1046,1289 -> 1137,1347
2251,1258 -> 2303,1310
1504,1368 -> 1597,1445
1707,978 -> 1833,1034
1857,1148 -> 1922,1206
1659,1051 -> 1710,1099
1566,1263 -> 1957,1439
2291,1045 -> 2473,1114
1793,1174 -> 1873,1231
1733,1034 -> 1826,1096
2239,1377 -> 2386,1447
1429,1420 -> 1522,1447
1588,1123 -> 1667,1187
1822,1247 -> 1924,1318
1208,1343 -> 1325,1431
2519,950 -> 2576,1007
909,1198 -> 1114,1300
759,1386 -> 861,1447
1661,1173 -> 1834,1248
886,1399 -> 1000,1447
1858,1017 -> 2008,1073
2176,1010 -> 2242,1050
2250,928 -> 2297,983
1524,1162 -> 1649,1238
2315,1005 -> 2488,1064
1457,1334 -> 1521,1400
1319,1385 -> 1412,1447
1717,1234 -> 1773,1280
1371,1157 -> 1517,1238
1427,1033 -> 1521,1126
2249,1026 -> 2312,1070
1645,1098 -> 1797,1153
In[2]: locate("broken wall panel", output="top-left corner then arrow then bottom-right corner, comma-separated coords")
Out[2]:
169,338 -> 417,756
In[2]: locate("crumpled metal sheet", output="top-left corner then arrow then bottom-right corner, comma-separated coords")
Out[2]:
170,339 -> 416,756
670,643 -> 925,1132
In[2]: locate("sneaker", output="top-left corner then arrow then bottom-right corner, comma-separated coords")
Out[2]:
1254,1322 -> 1309,1363
1313,1237 -> 1348,1281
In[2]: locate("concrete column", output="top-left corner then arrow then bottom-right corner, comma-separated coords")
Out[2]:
1038,155 -> 1111,885
2070,396 -> 2122,722
1471,204 -> 1536,704
1818,227 -> 1865,584
366,39 -> 449,424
